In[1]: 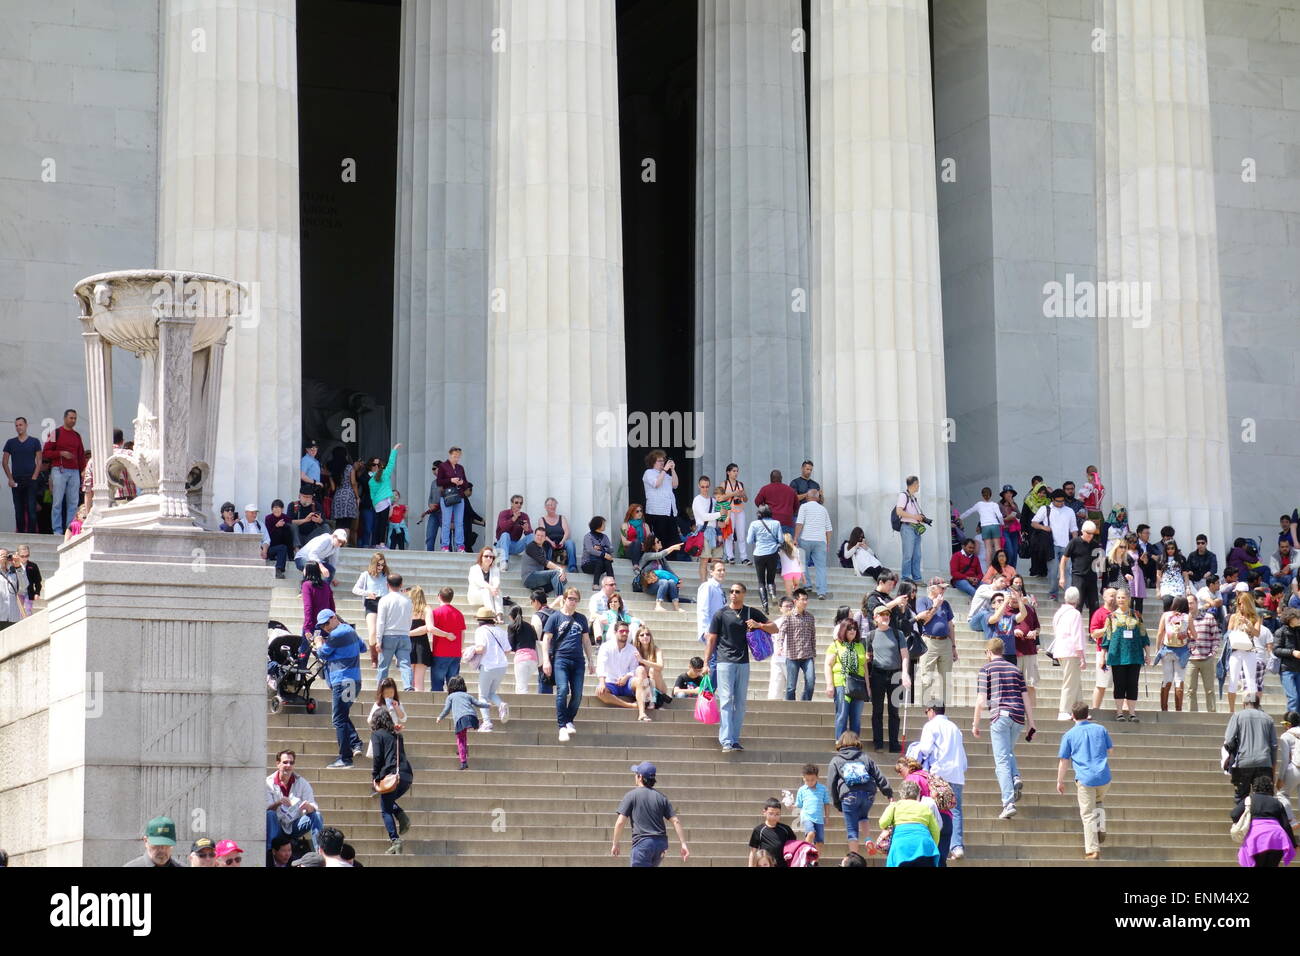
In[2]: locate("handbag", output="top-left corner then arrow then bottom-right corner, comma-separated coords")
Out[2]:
374,733 -> 402,794
1228,629 -> 1254,652
1229,800 -> 1252,844
693,675 -> 720,724
441,487 -> 464,507
747,628 -> 773,662
840,643 -> 870,702
683,531 -> 705,557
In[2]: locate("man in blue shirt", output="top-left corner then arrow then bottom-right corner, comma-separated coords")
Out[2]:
2,417 -> 42,534
299,439 -> 323,497
1056,703 -> 1114,860
312,609 -> 366,768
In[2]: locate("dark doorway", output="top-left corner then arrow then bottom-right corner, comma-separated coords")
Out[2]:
296,0 -> 400,467
615,0 -> 699,511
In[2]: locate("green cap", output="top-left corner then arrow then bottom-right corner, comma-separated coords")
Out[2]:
145,816 -> 177,846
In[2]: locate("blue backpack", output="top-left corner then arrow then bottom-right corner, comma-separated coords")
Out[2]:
841,760 -> 871,787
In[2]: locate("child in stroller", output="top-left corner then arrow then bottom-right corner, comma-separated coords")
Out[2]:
268,620 -> 324,714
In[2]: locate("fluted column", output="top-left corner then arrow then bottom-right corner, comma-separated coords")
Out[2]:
809,0 -> 951,572
695,0 -> 811,489
487,0 -> 628,524
157,0 -> 301,515
1095,0 -> 1231,547
393,0 -> 495,509
80,326 -> 113,522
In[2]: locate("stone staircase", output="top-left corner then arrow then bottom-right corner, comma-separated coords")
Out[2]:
263,546 -> 1271,867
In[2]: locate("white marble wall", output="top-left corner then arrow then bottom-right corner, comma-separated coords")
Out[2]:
0,0 -> 155,532
486,0 -> 629,526
694,0 -> 812,492
157,0 -> 301,516
1095,0 -> 1233,549
810,0 -> 953,573
392,0 -> 495,512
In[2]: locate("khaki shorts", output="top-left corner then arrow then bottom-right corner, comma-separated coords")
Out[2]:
1094,653 -> 1111,689
1018,655 -> 1039,688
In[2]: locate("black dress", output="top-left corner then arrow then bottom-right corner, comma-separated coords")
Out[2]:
410,616 -> 434,667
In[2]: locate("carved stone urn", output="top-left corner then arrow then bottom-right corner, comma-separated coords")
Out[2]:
73,270 -> 245,530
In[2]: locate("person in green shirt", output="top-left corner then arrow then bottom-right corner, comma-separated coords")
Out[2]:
1101,587 -> 1151,722
824,617 -> 868,740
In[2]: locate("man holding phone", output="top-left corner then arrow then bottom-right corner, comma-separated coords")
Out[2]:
288,489 -> 328,549
704,581 -> 778,753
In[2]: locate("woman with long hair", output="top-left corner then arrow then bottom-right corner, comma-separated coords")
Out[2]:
983,549 -> 1013,587
467,546 -> 503,616
998,486 -> 1021,570
1232,775 -> 1296,868
1157,540 -> 1191,599
620,503 -> 651,569
367,444 -> 402,551
716,463 -> 749,564
368,707 -> 412,855
601,591 -> 637,639
840,526 -> 883,578
1226,593 -> 1271,713
1127,535 -> 1148,615
1154,595 -> 1191,711
407,586 -> 434,692
352,552 -> 389,666
1101,587 -> 1151,721
329,448 -> 358,546
365,677 -> 407,757
1103,535 -> 1133,589
300,560 -> 335,640
747,503 -> 784,613
632,624 -> 668,699
506,604 -> 539,694
824,617 -> 867,740
356,454 -> 378,548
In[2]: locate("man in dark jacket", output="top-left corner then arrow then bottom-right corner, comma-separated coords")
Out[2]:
1273,608 -> 1300,715
313,609 -> 367,769
1224,694 -> 1277,801
826,731 -> 893,857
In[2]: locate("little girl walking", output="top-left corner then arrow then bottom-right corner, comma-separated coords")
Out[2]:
436,675 -> 492,770
778,534 -> 807,598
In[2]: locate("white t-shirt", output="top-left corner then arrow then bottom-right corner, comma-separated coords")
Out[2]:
1033,504 -> 1077,548
960,500 -> 1003,529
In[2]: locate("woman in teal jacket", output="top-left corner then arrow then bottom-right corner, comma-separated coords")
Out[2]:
1101,586 -> 1152,722
367,444 -> 401,549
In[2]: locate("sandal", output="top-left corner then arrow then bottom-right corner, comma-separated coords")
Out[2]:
638,714 -> 653,722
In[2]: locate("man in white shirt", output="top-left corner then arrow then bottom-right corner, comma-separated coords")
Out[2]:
234,502 -> 271,557
295,527 -> 347,582
692,476 -> 723,582
1031,489 -> 1078,600
697,560 -> 727,673
794,488 -> 833,599
590,575 -> 618,641
595,621 -> 644,708
266,748 -> 325,851
915,702 -> 969,860
376,572 -> 414,690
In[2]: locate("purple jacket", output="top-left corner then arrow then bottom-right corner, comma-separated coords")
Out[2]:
301,581 -> 335,638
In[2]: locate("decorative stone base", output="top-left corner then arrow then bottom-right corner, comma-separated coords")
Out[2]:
44,527 -> 271,866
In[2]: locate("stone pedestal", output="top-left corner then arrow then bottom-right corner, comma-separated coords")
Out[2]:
809,0 -> 952,570
694,0 -> 812,488
486,0 -> 629,524
1095,0 -> 1232,546
43,528 -> 271,866
157,0 -> 302,516
392,0 -> 496,510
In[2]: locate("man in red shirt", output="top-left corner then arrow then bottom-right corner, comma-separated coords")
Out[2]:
949,538 -> 983,597
1088,586 -> 1117,710
494,494 -> 533,571
429,585 -> 467,691
754,470 -> 798,537
43,409 -> 87,536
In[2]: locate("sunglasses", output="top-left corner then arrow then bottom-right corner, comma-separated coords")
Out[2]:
194,850 -> 216,859
483,553 -> 496,559
729,588 -> 744,594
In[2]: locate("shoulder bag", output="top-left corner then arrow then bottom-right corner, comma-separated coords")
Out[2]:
374,733 -> 402,794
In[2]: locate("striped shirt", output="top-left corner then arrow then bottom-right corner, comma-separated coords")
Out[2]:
1188,610 -> 1222,661
794,501 -> 832,541
978,658 -> 1027,725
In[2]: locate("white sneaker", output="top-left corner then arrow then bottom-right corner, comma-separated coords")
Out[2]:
998,802 -> 1018,820
565,722 -> 576,735
948,846 -> 965,861
498,701 -> 510,723
498,559 -> 507,572
558,727 -> 571,742
479,721 -> 493,733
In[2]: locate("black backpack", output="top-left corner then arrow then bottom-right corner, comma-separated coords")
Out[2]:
890,493 -> 911,532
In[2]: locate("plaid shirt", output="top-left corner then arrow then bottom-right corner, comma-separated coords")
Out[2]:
1188,610 -> 1222,661
778,610 -> 817,660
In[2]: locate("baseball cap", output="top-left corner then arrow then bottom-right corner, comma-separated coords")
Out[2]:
215,839 -> 243,858
190,837 -> 216,855
145,816 -> 177,846
316,608 -> 338,626
1081,520 -> 1098,533
331,528 -> 348,542
1235,582 -> 1249,592
244,503 -> 259,513
631,761 -> 657,777
305,439 -> 318,448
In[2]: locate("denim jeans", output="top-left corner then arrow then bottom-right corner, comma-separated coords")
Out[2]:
833,685 -> 864,739
425,509 -> 442,550
266,809 -> 323,849
378,776 -> 411,840
267,544 -> 289,573
714,661 -> 750,746
1003,531 -> 1019,569
1281,669 -> 1300,715
331,679 -> 362,761
524,569 -> 565,597
801,538 -> 828,594
990,714 -> 1022,805
378,634 -> 413,689
840,790 -> 874,842
654,578 -> 679,602
553,656 -> 585,727
496,532 -> 529,561
1048,545 -> 1067,597
50,466 -> 80,535
785,657 -> 815,701
429,656 -> 461,692
10,476 -> 37,534
441,499 -> 465,548
950,783 -> 964,850
630,835 -> 669,867
951,578 -> 977,598
899,524 -> 922,582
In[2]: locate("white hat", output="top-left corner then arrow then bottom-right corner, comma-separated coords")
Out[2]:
331,529 -> 348,542
244,503 -> 259,513
1081,520 -> 1098,533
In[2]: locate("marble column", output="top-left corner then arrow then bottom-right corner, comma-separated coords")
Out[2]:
157,0 -> 301,516
809,0 -> 952,572
1095,0 -> 1231,548
695,0 -> 811,492
486,0 -> 629,525
392,0 -> 495,513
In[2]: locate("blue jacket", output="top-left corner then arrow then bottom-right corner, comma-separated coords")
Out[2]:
315,622 -> 366,687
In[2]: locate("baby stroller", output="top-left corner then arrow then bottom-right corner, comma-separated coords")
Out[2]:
267,620 -> 323,715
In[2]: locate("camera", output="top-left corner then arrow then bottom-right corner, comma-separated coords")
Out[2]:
921,517 -> 933,526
